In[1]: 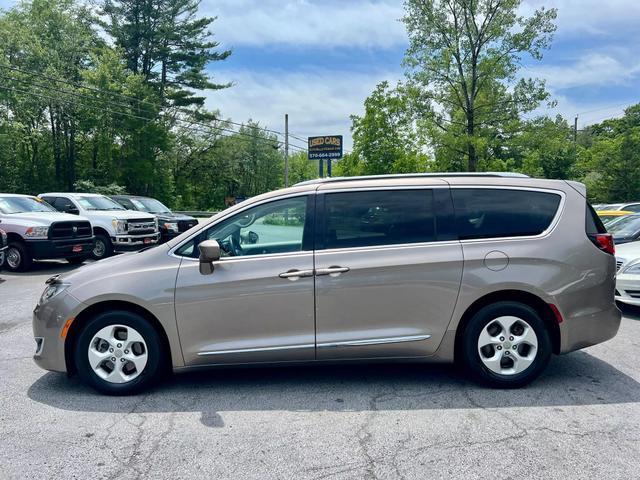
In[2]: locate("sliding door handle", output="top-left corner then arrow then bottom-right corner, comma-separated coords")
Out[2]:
315,266 -> 350,277
279,269 -> 314,280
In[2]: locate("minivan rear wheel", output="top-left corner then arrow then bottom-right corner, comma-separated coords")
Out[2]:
74,311 -> 165,395
460,301 -> 551,388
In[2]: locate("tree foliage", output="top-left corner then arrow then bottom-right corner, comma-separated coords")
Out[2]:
403,0 -> 557,171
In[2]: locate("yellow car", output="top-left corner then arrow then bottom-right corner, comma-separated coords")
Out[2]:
597,210 -> 633,226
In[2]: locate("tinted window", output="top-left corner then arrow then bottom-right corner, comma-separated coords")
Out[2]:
176,196 -> 309,258
624,204 -> 640,212
586,204 -> 607,234
452,189 -> 561,240
53,197 -> 75,211
322,190 -> 435,249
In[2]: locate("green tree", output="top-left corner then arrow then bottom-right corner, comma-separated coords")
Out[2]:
101,0 -> 231,108
349,81 -> 429,175
403,0 -> 557,171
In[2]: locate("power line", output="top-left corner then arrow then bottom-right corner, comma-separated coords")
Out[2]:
0,64 -> 311,146
0,83 -> 286,149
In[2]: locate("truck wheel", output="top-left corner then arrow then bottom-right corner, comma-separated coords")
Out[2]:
74,310 -> 166,395
66,256 -> 89,265
5,242 -> 32,272
92,234 -> 113,260
460,301 -> 551,388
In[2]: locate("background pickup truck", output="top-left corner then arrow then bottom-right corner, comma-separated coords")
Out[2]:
110,195 -> 198,243
0,194 -> 94,272
39,192 -> 160,260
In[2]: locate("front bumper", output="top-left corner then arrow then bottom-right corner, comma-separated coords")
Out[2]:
27,237 -> 94,260
615,272 -> 640,306
112,232 -> 161,252
32,290 -> 85,373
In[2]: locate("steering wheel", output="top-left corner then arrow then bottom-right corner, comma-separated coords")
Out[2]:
229,234 -> 243,257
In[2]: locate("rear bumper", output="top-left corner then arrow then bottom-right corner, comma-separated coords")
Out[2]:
112,232 -> 160,252
27,237 -> 94,260
559,302 -> 621,353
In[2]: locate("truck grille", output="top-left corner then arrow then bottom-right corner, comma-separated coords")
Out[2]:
178,219 -> 198,232
49,221 -> 92,240
128,218 -> 156,234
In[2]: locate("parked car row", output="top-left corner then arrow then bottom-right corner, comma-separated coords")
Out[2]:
0,192 -> 197,272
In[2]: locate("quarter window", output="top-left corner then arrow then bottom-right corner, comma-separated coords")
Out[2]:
322,190 -> 436,249
452,189 -> 561,240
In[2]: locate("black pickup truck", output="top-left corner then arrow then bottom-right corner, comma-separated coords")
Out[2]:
110,195 -> 198,244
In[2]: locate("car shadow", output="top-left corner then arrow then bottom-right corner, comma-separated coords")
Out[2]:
27,351 -> 640,428
0,260 -> 84,277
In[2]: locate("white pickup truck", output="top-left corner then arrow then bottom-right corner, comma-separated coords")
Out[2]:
0,194 -> 95,271
39,192 -> 160,260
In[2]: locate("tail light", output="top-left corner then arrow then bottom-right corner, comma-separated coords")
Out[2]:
590,233 -> 615,255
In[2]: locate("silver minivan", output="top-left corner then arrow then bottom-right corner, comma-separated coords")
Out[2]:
32,174 -> 621,394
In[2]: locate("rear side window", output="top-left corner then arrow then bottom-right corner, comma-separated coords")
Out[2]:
586,203 -> 607,235
322,189 -> 435,249
452,188 -> 561,240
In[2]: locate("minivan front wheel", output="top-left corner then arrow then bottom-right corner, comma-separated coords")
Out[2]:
461,302 -> 551,388
74,311 -> 165,395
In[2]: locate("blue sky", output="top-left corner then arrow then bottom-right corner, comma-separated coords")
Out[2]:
1,0 -> 639,150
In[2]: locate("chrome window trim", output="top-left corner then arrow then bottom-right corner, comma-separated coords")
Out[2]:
315,240 -> 460,256
450,185 -> 566,244
198,343 -> 315,356
317,334 -> 431,349
168,191 -> 313,260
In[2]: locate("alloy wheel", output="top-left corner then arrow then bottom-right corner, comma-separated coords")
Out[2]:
87,324 -> 148,384
6,247 -> 21,270
477,315 -> 539,376
93,239 -> 106,258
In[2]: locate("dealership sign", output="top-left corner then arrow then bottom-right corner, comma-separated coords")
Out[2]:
308,136 -> 343,161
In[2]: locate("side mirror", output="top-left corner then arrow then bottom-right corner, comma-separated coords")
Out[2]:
67,207 -> 80,215
198,239 -> 221,275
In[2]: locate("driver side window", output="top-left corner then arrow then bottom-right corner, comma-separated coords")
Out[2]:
177,196 -> 309,258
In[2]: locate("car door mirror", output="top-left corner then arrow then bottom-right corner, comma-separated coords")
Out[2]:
67,207 -> 80,215
198,239 -> 221,275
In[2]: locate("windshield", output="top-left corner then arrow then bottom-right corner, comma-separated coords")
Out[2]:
608,215 -> 640,237
0,196 -> 56,214
131,198 -> 171,214
77,195 -> 125,211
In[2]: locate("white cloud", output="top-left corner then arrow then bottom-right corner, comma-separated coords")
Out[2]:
521,0 -> 640,37
525,53 -> 640,90
204,69 -> 401,150
203,0 -> 407,48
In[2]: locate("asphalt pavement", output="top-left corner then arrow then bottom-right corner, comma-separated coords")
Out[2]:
1,260 -> 639,479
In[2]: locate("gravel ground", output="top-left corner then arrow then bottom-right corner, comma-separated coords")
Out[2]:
1,260 -> 639,479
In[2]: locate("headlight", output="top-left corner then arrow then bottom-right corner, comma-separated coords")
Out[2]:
112,219 -> 128,234
39,282 -> 70,305
163,222 -> 179,233
621,261 -> 640,274
25,226 -> 49,238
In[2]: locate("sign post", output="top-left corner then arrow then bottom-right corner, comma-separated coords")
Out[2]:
308,135 -> 343,178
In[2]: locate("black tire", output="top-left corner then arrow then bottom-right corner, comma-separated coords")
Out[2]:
74,310 -> 166,395
460,301 -> 552,388
92,234 -> 113,260
4,241 -> 33,272
66,256 -> 89,265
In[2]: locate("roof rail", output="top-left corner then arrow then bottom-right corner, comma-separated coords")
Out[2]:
294,172 -> 529,187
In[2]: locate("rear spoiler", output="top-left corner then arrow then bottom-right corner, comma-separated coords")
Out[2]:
564,180 -> 587,198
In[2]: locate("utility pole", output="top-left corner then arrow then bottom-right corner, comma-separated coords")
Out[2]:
574,115 -> 578,145
284,114 -> 289,187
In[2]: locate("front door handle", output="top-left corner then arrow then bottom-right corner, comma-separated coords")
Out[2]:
315,266 -> 350,277
279,269 -> 314,280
